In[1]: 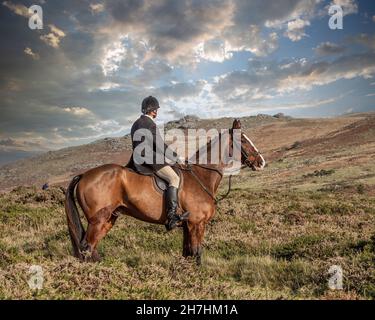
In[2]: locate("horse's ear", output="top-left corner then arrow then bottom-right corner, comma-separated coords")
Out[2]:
232,119 -> 241,129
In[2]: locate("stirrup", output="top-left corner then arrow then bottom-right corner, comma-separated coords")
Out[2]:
165,211 -> 190,231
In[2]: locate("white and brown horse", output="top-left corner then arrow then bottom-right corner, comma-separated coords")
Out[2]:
65,119 -> 265,264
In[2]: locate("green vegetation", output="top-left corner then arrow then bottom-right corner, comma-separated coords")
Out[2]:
0,183 -> 374,299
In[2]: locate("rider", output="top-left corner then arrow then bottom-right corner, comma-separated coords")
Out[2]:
130,96 -> 186,231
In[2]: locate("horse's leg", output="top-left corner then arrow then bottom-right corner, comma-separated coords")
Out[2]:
182,221 -> 206,266
83,206 -> 118,262
182,222 -> 192,257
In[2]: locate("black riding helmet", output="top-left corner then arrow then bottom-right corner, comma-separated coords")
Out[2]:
141,96 -> 160,114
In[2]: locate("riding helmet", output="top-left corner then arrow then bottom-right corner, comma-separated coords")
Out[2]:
141,96 -> 160,114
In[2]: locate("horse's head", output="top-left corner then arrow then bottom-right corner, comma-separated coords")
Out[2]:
231,119 -> 266,171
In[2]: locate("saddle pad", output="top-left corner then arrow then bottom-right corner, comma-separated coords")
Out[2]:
124,159 -> 181,192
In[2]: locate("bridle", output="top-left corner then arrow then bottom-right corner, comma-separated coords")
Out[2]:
178,139 -> 260,204
177,133 -> 259,204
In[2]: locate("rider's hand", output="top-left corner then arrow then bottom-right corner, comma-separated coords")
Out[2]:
176,157 -> 185,164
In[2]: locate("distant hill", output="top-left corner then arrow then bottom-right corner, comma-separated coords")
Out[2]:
0,150 -> 44,166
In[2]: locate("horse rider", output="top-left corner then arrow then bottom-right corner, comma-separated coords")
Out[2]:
130,96 -> 187,231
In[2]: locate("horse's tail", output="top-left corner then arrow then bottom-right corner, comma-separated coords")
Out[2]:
65,174 -> 85,260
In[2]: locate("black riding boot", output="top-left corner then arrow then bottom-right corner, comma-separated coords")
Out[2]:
165,186 -> 180,231
165,186 -> 189,231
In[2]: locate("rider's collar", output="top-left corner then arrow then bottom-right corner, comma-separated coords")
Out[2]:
144,114 -> 154,122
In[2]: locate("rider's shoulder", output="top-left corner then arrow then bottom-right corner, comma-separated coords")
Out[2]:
132,115 -> 155,130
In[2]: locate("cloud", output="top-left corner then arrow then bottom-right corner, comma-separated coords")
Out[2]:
243,97 -> 339,113
0,0 -> 372,155
99,0 -> 323,64
157,80 -> 206,101
24,47 -> 40,60
90,3 -> 104,14
40,25 -> 66,48
278,53 -> 375,92
86,119 -> 126,136
330,0 -> 358,16
315,42 -> 346,56
224,25 -> 279,57
237,0 -> 318,27
351,33 -> 375,51
2,1 -> 29,17
2,78 -> 22,91
284,18 -> 310,41
62,107 -> 93,116
102,0 -> 235,64
195,39 -> 233,62
213,52 -> 375,105
101,36 -> 127,76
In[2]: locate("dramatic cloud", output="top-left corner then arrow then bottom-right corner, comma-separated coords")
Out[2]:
101,0 -> 235,64
330,0 -> 358,15
62,107 -> 93,116
98,0 -> 325,64
196,39 -> 233,62
224,25 -> 279,57
352,33 -> 375,50
24,47 -> 40,60
284,18 -> 311,41
315,42 -> 346,55
90,3 -> 105,14
40,25 -> 66,48
213,52 -> 375,105
158,81 -> 206,101
2,1 -> 29,17
101,36 -> 128,76
0,0 -> 374,162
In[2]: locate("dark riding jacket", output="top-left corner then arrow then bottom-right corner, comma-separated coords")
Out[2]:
130,115 -> 177,171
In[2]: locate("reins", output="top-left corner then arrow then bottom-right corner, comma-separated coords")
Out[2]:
177,163 -> 233,205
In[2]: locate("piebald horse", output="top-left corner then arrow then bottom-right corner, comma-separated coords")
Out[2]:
65,119 -> 265,264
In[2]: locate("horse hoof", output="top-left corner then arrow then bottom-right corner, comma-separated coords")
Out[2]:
80,250 -> 101,263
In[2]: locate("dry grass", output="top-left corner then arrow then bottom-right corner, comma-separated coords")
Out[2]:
0,169 -> 374,299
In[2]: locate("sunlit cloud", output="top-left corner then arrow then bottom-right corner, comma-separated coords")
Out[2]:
24,47 -> 39,60
90,3 -> 104,14
2,1 -> 29,17
101,36 -> 128,76
40,25 -> 66,48
284,18 -> 311,42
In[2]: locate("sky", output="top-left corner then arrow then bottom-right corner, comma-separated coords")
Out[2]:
0,0 -> 375,164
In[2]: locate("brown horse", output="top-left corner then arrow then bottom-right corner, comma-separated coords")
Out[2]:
65,119 -> 265,264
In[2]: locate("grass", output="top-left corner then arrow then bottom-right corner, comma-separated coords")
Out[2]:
0,182 -> 374,300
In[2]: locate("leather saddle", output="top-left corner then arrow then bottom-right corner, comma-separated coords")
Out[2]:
124,157 -> 181,192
